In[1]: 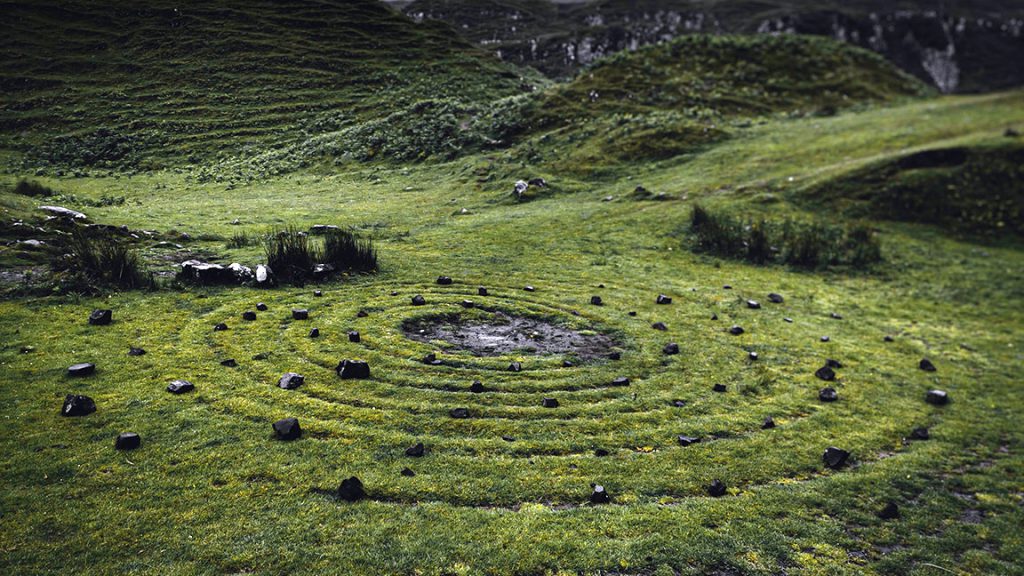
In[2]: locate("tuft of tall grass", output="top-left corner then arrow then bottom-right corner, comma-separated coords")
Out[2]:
323,229 -> 377,273
65,230 -> 149,289
264,227 -> 378,283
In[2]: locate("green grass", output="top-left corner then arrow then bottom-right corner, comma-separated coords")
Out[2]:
0,12 -> 1023,574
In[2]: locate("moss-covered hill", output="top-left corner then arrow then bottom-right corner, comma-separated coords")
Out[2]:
0,0 -> 541,171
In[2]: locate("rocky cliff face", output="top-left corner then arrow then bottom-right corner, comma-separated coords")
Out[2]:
403,1 -> 1024,93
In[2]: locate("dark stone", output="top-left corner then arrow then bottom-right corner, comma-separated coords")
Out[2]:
784,317 -> 793,323
594,448 -> 609,457
470,381 -> 485,393
831,312 -> 843,319
524,285 -> 535,292
815,366 -> 836,381
242,311 -> 257,321
590,484 -> 610,504
502,435 -> 516,442
925,389 -> 949,405
762,416 -> 776,429
663,343 -> 680,355
768,293 -> 784,304
356,310 -> 368,318
336,360 -> 371,380
278,372 -> 304,390
449,408 -> 470,419
252,352 -> 271,360
651,322 -> 667,331
728,326 -> 744,335
628,311 -> 637,316
88,309 -> 112,325
707,480 -> 727,497
459,300 -> 475,309
309,328 -> 320,338
213,323 -> 228,331
672,399 -> 687,408
436,276 -> 453,285
823,446 -> 850,469
61,394 -> 96,417
562,360 -> 574,368
67,363 -> 95,377
606,351 -> 621,361
508,361 -> 522,372
337,477 -> 366,502
167,380 -> 194,394
825,359 -> 843,369
910,427 -> 930,440
401,467 -> 416,477
677,435 -> 700,446
313,290 -> 322,297
713,383 -> 727,393
273,417 -> 302,440
405,442 -> 425,457
878,502 -> 900,520
611,377 -> 630,387
884,335 -> 894,342
723,285 -> 732,290
128,347 -> 146,356
748,351 -> 759,361
542,398 -> 559,408
919,358 -> 937,372
747,300 -> 761,309
422,352 -> 437,364
256,303 -> 268,311
292,309 -> 309,320
656,294 -> 672,305
115,432 -> 141,450
820,336 -> 830,342
412,295 -> 426,306
478,286 -> 488,296
819,387 -> 839,402
348,331 -> 360,343
711,313 -> 718,321
590,295 -> 603,306
220,359 -> 237,367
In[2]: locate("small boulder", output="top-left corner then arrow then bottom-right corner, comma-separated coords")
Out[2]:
242,311 -> 257,321
508,361 -> 522,372
524,285 -> 535,292
823,446 -> 850,469
309,328 -> 320,338
356,310 -> 369,318
255,264 -> 275,286
88,309 -> 113,325
919,358 -> 937,372
611,377 -> 630,387
40,205 -> 87,220
768,293 -> 784,304
607,352 -> 621,360
651,322 -> 667,331
825,359 -> 843,369
292,309 -> 309,320
590,295 -> 602,306
411,295 -> 426,306
449,408 -> 470,419
167,380 -> 195,394
820,336 -> 830,343
831,312 -> 843,320
336,360 -> 371,380
436,276 -> 453,285
337,477 -> 366,502
656,294 -> 672,305
707,480 -> 727,497
910,427 -> 930,440
460,300 -> 475,309
884,335 -> 894,342
67,363 -> 95,377
405,442 -> 425,457
815,366 -> 836,381
590,484 -> 610,504
220,359 -> 238,367
878,502 -> 900,520
273,417 -> 302,440
313,290 -> 322,297
470,381 -> 485,393
541,398 -> 559,408
594,448 -> 609,457
61,394 -> 96,417
128,347 -> 146,356
478,286 -> 488,296
401,468 -> 416,477
663,343 -> 680,355
256,302 -> 268,311
278,373 -> 304,390
115,432 -> 141,450
747,300 -> 761,309
819,387 -> 839,402
213,323 -> 228,332
748,351 -> 759,361
925,389 -> 949,405
713,383 -> 727,393
762,416 -> 776,429
672,399 -> 687,408
348,331 -> 360,343
677,436 -> 700,446
728,325 -> 744,335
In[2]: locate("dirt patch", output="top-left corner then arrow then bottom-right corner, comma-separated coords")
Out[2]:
403,311 -> 619,361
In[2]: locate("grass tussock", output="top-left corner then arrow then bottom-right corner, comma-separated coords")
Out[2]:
690,204 -> 882,269
265,227 -> 377,283
13,179 -> 57,197
62,230 -> 149,290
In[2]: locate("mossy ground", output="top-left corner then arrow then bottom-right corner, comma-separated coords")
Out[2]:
1,88 -> 1023,574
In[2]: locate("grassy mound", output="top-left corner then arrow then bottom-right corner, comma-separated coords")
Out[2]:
0,0 -> 541,171
801,141 -> 1024,236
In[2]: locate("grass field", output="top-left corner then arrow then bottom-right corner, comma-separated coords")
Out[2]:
1,2 -> 1023,575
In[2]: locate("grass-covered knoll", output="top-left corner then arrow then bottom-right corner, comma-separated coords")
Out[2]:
800,141 -> 1024,237
1,89 -> 1022,575
0,0 -> 541,171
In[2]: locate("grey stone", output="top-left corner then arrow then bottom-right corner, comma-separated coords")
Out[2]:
88,309 -> 113,326
823,446 -> 850,469
61,394 -> 96,417
67,363 -> 95,377
167,380 -> 194,394
273,417 -> 302,440
336,360 -> 371,380
115,432 -> 140,450
278,373 -> 304,390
